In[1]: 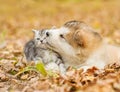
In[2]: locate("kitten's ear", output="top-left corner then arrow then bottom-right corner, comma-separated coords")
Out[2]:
51,26 -> 56,29
32,29 -> 37,34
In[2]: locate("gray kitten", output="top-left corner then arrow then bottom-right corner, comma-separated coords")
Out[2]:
24,29 -> 66,74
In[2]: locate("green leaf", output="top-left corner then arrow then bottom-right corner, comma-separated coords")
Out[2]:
36,62 -> 47,76
9,70 -> 17,75
0,58 -> 3,60
0,30 -> 7,44
14,66 -> 36,77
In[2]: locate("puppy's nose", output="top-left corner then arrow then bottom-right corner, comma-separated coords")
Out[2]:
46,32 -> 49,37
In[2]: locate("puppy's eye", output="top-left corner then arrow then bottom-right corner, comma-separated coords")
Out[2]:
60,34 -> 64,38
46,32 -> 49,37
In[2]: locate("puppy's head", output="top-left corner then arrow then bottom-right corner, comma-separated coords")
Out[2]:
63,20 -> 102,49
46,20 -> 102,56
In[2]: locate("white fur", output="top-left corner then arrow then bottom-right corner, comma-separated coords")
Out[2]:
47,27 -> 120,70
47,27 -> 81,68
32,29 -> 66,74
82,43 -> 120,70
45,62 -> 59,72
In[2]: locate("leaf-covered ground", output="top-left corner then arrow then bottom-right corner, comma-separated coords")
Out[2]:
0,0 -> 120,92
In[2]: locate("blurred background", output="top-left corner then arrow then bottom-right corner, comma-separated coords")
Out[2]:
0,0 -> 120,51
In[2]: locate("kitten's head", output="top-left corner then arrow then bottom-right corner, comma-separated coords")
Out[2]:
32,29 -> 48,47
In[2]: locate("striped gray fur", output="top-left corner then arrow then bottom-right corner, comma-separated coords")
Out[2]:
24,29 -> 66,74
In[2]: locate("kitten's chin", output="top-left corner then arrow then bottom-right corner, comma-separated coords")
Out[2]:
35,43 -> 46,48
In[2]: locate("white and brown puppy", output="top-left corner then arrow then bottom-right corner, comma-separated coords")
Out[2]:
46,20 -> 120,70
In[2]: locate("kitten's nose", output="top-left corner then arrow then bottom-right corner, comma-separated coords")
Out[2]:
40,40 -> 43,43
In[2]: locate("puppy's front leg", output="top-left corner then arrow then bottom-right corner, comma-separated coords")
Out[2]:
56,59 -> 66,75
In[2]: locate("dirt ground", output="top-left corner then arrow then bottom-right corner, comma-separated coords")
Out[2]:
0,0 -> 120,92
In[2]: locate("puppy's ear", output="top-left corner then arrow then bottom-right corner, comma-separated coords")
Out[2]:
64,20 -> 102,48
73,28 -> 102,48
73,29 -> 87,48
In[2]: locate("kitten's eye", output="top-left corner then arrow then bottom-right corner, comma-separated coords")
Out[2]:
46,32 -> 49,37
60,34 -> 64,38
37,38 -> 40,40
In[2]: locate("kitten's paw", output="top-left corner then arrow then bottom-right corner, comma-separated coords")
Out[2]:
33,57 -> 43,64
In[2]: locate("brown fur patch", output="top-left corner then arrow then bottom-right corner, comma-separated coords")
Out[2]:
64,20 -> 103,61
64,20 -> 102,48
64,20 -> 85,30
